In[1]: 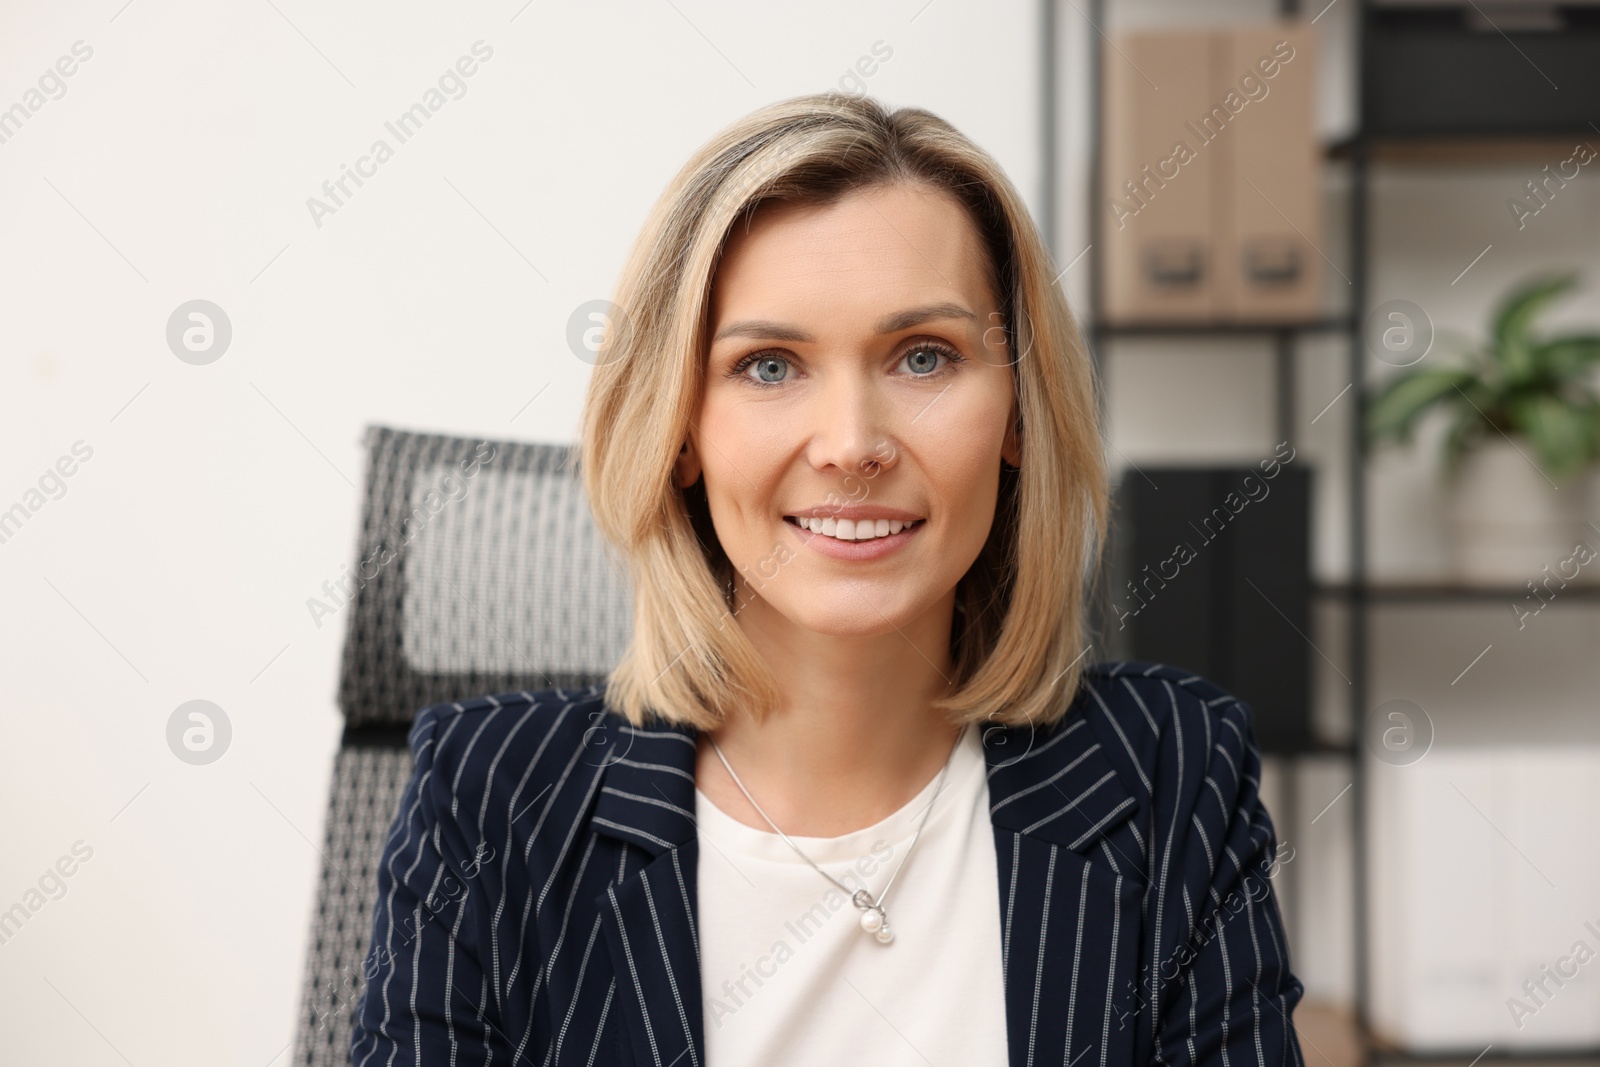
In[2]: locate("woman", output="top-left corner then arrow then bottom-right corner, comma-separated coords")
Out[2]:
351,92 -> 1305,1067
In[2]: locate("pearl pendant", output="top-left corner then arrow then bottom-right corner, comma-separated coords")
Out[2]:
851,890 -> 894,944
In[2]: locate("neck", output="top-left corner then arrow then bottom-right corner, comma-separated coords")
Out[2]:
695,579 -> 967,838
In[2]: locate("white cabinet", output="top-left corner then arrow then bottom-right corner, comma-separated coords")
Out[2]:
1368,747 -> 1600,1049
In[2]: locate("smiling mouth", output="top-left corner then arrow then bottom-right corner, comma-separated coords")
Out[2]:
784,515 -> 925,542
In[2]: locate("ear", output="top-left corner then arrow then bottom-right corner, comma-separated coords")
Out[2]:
675,440 -> 702,489
1001,404 -> 1022,469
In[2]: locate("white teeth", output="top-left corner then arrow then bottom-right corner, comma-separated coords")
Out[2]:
786,516 -> 923,541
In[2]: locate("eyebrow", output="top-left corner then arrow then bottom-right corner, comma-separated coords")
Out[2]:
710,301 -> 979,345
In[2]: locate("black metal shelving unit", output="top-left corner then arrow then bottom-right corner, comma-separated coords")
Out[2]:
1076,1 -> 1366,1058
1333,5 -> 1600,1062
1071,1 -> 1600,1064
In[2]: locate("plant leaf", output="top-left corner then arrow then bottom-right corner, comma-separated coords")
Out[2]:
1507,393 -> 1597,484
1493,272 -> 1578,382
1533,334 -> 1600,382
1366,367 -> 1479,447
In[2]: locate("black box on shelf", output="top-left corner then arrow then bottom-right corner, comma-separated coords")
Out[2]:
1102,461 -> 1314,755
1364,4 -> 1600,137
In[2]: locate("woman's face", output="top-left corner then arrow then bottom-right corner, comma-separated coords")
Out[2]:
678,180 -> 1021,639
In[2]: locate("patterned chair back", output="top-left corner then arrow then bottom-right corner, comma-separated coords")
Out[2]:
291,425 -> 633,1066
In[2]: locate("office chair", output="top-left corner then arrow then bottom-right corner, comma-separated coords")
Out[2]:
289,424 -> 634,1066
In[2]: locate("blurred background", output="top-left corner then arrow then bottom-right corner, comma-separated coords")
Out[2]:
2,1 -> 1598,1064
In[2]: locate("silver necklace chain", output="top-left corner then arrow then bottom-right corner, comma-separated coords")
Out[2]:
706,725 -> 965,945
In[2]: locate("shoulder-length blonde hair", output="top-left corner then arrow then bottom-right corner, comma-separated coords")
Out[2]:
576,91 -> 1107,732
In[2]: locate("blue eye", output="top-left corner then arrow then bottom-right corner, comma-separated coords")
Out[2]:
726,342 -> 966,389
741,354 -> 791,385
903,344 -> 956,376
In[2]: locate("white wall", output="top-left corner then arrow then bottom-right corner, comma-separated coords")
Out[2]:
0,3 -> 1041,1063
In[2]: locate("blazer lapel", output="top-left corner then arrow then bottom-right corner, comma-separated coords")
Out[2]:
583,706 -> 1147,1067
589,719 -> 705,1067
981,714 -> 1147,1067
981,714 -> 1141,851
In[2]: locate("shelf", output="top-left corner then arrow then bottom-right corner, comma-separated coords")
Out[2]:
1315,581 -> 1600,603
1091,317 -> 1355,338
1077,7 -> 1600,1063
1369,1045 -> 1600,1064
1264,737 -> 1359,759
1325,133 -> 1599,165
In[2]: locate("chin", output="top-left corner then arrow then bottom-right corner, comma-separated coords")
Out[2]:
776,590 -> 924,636
806,615 -> 907,637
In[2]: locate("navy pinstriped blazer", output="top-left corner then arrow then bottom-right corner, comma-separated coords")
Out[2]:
349,661 -> 1307,1067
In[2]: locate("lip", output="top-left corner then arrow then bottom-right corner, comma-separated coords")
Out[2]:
784,504 -> 925,522
783,514 -> 925,561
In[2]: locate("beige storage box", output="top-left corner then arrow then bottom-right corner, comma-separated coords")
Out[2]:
1099,24 -> 1322,325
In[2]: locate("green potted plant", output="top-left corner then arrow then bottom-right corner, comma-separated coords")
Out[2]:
1366,272 -> 1600,584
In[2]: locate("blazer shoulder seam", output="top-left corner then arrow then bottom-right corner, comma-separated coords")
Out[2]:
411,685 -> 611,775
1083,663 -> 1255,751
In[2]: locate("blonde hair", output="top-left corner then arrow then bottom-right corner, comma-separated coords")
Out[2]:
575,91 -> 1108,732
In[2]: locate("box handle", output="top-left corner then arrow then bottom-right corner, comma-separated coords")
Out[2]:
1242,238 -> 1303,286
1141,240 -> 1205,288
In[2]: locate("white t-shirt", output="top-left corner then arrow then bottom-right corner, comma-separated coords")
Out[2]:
694,721 -> 1009,1065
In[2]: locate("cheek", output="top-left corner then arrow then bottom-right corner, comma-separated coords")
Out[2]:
696,399 -> 788,536
919,389 -> 1011,541
921,369 -> 1015,456
698,397 -> 764,481
942,457 -> 1003,545
910,427 -> 1002,543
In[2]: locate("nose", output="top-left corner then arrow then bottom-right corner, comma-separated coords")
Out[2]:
802,371 -> 901,480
